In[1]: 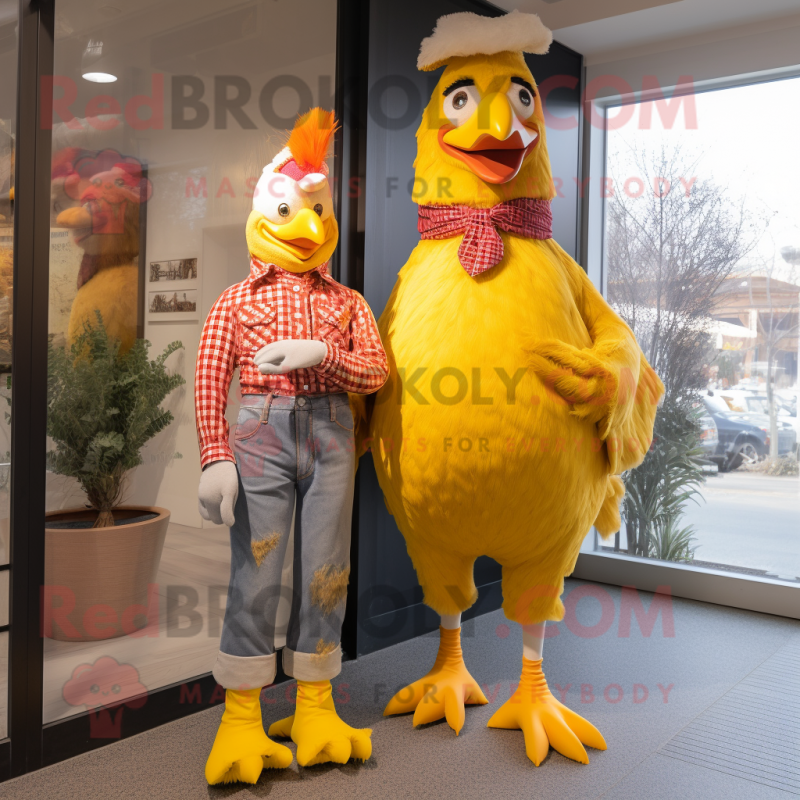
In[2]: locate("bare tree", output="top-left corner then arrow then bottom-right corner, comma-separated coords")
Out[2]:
607,143 -> 759,399
605,142 -> 761,560
747,243 -> 800,457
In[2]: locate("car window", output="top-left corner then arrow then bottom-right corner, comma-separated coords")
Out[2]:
746,397 -> 768,414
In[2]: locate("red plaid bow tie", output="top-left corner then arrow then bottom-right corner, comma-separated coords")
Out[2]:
418,198 -> 553,277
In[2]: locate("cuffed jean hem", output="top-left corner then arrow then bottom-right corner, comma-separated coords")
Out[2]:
282,645 -> 342,681
212,651 -> 277,690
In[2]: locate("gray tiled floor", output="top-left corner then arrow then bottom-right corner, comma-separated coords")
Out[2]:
4,579 -> 799,799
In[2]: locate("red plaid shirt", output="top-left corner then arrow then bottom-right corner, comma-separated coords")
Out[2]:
196,257 -> 387,467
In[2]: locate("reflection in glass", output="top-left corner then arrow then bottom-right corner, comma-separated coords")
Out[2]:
44,0 -> 336,724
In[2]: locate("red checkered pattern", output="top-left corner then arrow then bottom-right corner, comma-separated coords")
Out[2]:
418,198 -> 553,277
196,257 -> 387,467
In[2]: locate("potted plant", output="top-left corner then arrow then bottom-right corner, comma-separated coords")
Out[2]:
45,312 -> 185,642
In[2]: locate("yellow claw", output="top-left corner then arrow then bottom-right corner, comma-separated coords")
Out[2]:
267,714 -> 294,739
205,688 -> 293,785
384,626 -> 488,735
487,658 -> 606,766
270,680 -> 372,767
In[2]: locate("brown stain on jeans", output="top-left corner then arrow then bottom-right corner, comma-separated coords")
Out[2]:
251,532 -> 281,567
313,639 -> 338,660
310,564 -> 350,615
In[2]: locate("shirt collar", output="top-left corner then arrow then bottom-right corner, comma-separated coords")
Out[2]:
249,256 -> 330,286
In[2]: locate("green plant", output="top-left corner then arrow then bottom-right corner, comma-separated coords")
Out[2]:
648,517 -> 697,563
621,397 -> 704,562
47,311 -> 185,527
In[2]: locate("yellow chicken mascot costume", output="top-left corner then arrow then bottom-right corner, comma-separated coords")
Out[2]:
370,11 -> 664,766
55,150 -> 148,353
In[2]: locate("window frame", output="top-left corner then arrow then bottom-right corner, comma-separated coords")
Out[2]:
576,65 -> 800,622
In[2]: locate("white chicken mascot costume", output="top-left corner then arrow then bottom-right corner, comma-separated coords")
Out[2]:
196,109 -> 387,784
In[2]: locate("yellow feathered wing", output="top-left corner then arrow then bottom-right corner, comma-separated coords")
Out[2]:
528,248 -> 664,538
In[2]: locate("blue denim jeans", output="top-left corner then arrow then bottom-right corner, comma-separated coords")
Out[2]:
212,392 -> 355,689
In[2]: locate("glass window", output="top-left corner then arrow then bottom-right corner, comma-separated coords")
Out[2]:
43,0 -> 336,724
600,76 -> 800,580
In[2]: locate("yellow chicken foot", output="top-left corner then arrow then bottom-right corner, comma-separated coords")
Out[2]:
384,626 -> 488,734
269,680 -> 372,767
487,657 -> 607,765
205,688 -> 293,785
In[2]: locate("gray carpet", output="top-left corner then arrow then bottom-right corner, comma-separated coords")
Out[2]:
5,578 -> 799,800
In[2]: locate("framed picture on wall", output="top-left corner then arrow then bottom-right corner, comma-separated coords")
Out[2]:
149,258 -> 198,283
147,288 -> 199,322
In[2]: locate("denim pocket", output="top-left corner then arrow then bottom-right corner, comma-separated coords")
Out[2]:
332,401 -> 355,432
235,405 -> 263,440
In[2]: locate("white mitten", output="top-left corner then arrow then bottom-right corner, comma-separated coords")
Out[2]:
255,339 -> 327,374
198,460 -> 239,527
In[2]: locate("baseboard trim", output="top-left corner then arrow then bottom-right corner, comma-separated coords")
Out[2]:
573,551 -> 800,620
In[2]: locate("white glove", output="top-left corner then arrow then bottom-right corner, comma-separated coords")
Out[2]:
198,460 -> 239,527
254,339 -> 327,374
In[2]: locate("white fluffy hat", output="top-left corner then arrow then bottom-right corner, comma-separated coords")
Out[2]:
418,10 -> 552,71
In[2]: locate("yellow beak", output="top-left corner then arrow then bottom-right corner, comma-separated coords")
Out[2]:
443,92 -> 514,150
261,207 -> 328,260
56,205 -> 92,229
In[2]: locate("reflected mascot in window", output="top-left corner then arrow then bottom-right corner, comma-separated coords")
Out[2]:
195,109 -> 387,785
54,148 -> 150,353
367,11 -> 664,765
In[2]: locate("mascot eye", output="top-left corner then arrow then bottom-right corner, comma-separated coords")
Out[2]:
507,83 -> 536,119
443,84 -> 479,127
111,684 -> 121,694
452,91 -> 468,109
115,178 -> 125,187
90,684 -> 100,693
278,203 -> 290,217
314,203 -> 323,216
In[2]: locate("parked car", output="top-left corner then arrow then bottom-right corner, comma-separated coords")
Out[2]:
718,391 -> 799,451
701,391 -> 795,471
698,412 -> 720,474
699,414 -> 719,458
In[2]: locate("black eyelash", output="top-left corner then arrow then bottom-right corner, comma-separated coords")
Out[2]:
443,78 -> 475,97
511,77 -> 536,96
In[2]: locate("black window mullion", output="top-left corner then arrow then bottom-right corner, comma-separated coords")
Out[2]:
9,0 -> 55,777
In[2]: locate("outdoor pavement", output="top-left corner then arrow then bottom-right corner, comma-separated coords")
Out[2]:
682,470 -> 800,581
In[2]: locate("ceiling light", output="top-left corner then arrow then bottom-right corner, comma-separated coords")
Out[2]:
82,72 -> 117,83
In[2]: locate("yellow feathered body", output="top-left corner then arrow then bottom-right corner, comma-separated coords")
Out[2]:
372,237 -> 614,623
67,263 -> 139,353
